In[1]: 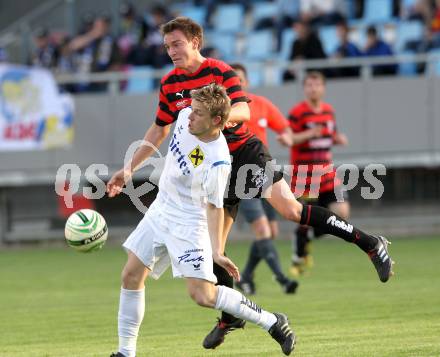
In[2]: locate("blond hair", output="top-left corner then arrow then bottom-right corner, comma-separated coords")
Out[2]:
190,84 -> 231,128
160,17 -> 204,50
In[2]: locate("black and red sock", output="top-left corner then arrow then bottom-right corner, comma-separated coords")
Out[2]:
300,205 -> 377,253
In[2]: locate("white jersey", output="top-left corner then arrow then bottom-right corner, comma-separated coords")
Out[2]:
157,107 -> 231,226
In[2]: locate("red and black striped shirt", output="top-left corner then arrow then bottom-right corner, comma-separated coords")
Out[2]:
288,101 -> 341,196
155,57 -> 253,152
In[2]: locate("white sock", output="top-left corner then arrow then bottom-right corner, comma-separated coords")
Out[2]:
215,285 -> 277,331
118,287 -> 145,357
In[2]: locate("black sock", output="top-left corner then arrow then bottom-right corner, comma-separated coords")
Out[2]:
313,226 -> 325,239
300,205 -> 377,252
213,261 -> 237,323
242,241 -> 261,282
295,226 -> 310,258
255,239 -> 289,285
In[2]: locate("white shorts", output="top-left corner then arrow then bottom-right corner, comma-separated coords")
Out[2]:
123,202 -> 217,283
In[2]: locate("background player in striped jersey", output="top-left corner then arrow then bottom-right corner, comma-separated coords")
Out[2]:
107,84 -> 296,357
230,63 -> 298,296
106,16 -> 394,351
287,71 -> 351,276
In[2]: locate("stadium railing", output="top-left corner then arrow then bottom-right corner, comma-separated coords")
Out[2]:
1,54 -> 440,244
53,53 -> 440,92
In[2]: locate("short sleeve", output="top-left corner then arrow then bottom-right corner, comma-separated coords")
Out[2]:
203,161 -> 231,208
263,97 -> 289,133
210,59 -> 249,105
155,83 -> 177,126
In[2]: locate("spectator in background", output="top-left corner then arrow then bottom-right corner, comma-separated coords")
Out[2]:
30,27 -> 58,69
194,0 -> 251,29
333,20 -> 362,77
299,0 -> 345,27
431,0 -> 440,34
364,25 -> 397,76
283,20 -> 327,82
118,2 -> 147,61
255,0 -> 299,31
406,26 -> 440,73
55,36 -> 78,93
69,16 -> 120,91
401,0 -> 432,22
78,12 -> 96,35
127,4 -> 172,68
0,47 -> 7,63
274,0 -> 300,50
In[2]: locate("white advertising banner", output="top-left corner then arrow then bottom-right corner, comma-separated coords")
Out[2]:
0,64 -> 74,151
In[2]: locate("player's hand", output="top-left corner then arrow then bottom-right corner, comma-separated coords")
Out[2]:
106,168 -> 131,198
277,132 -> 294,147
334,132 -> 348,146
308,126 -> 323,139
213,253 -> 240,281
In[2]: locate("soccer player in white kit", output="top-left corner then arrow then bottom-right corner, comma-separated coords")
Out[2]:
107,84 -> 296,357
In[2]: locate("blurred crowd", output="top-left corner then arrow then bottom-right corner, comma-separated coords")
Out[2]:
1,0 -> 439,92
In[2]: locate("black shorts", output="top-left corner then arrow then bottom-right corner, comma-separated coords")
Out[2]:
224,137 -> 284,219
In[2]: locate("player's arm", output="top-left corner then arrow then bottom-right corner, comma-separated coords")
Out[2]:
285,110 -> 323,146
276,126 -> 295,147
107,123 -> 171,197
207,203 -> 240,281
227,101 -> 250,124
108,82 -> 174,197
126,123 -> 171,173
220,63 -> 250,124
289,127 -> 323,146
262,98 -> 295,146
333,131 -> 349,146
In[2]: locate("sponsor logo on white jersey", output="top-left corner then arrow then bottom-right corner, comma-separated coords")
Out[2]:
169,130 -> 191,175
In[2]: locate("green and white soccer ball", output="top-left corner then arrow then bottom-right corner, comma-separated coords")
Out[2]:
65,209 -> 108,252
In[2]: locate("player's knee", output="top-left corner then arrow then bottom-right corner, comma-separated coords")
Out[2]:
252,220 -> 271,238
189,289 -> 214,307
121,268 -> 144,289
281,204 -> 302,222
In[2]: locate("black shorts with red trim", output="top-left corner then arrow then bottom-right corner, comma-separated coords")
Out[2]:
223,136 -> 284,219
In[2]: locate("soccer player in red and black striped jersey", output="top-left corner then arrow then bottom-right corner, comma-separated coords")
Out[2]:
230,63 -> 298,296
107,17 -> 394,354
287,71 -> 351,276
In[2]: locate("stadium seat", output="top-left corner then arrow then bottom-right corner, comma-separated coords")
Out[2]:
125,66 -> 155,94
212,4 -> 244,32
252,1 -> 278,28
398,51 -> 418,76
344,0 -> 357,19
181,6 -> 206,26
280,29 -> 296,60
243,30 -> 274,60
319,26 -> 339,56
245,63 -> 264,87
363,0 -> 393,23
395,21 -> 424,52
205,31 -> 236,60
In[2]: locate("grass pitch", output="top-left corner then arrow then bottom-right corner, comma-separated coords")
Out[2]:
0,236 -> 439,357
